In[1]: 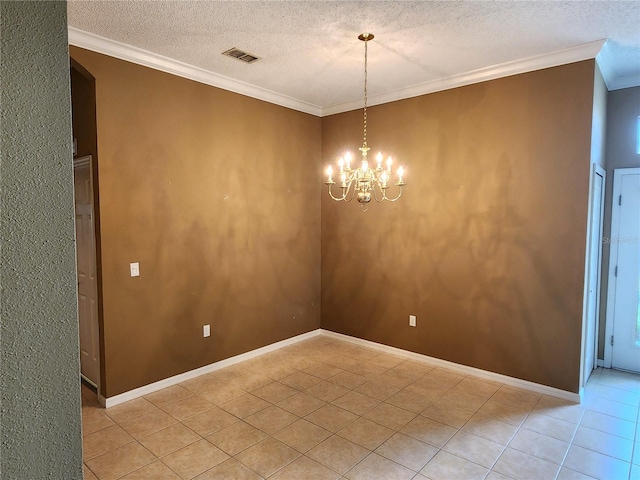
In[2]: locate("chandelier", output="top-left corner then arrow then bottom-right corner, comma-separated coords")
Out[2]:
325,33 -> 406,210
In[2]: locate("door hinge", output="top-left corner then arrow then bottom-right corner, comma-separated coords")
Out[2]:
611,335 -> 614,346
619,195 -> 622,206
615,265 -> 618,277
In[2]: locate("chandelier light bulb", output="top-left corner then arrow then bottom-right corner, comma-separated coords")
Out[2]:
338,157 -> 344,171
362,160 -> 368,172
376,152 -> 383,168
345,151 -> 352,169
326,165 -> 333,182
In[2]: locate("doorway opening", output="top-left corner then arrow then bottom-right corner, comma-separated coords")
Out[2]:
71,59 -> 105,401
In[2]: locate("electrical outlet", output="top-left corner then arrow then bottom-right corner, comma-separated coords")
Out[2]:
409,315 -> 416,327
203,324 -> 210,337
130,262 -> 140,277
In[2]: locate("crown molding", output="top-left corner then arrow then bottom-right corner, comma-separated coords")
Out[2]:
69,28 -> 610,118
68,27 -> 323,116
322,39 -> 607,116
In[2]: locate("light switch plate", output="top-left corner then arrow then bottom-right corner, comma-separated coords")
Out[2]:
130,262 -> 140,277
203,324 -> 211,337
409,315 -> 416,327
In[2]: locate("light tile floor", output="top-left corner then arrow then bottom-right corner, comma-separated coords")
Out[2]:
82,336 -> 640,479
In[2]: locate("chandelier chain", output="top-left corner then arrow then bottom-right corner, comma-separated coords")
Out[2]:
363,37 -> 368,147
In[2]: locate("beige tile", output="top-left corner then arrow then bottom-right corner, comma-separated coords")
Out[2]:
305,380 -> 351,402
280,371 -> 323,390
274,419 -> 332,453
83,464 -> 98,480
573,425 -> 633,461
404,383 -> 450,403
492,386 -> 540,409
476,398 -> 530,426
252,382 -> 298,403
592,383 -> 640,406
219,393 -> 270,419
85,442 -> 155,480
83,424 -> 135,460
345,362 -> 389,379
443,431 -> 504,468
379,369 -> 416,389
245,405 -> 298,435
161,439 -> 229,479
206,421 -> 267,455
580,409 -> 635,440
305,404 -> 358,432
485,471 -> 515,480
385,388 -> 432,414
493,448 -> 559,480
303,362 -> 343,380
522,411 -> 578,442
338,417 -> 395,450
390,361 -> 433,379
327,371 -> 368,390
180,374 -> 220,395
270,455 -> 339,480
331,390 -> 380,415
105,398 -> 161,424
144,385 -> 194,408
508,428 -> 569,464
232,373 -> 272,392
354,379 -> 400,401
420,451 -> 488,480
533,394 -> 585,424
555,466 -> 598,480
345,452 -> 415,480
424,368 -> 465,388
119,408 -> 178,440
454,377 -> 501,398
462,412 -> 518,445
235,437 -> 300,478
307,435 -> 370,475
121,461 -> 181,479
343,346 -> 380,361
181,405 -> 238,437
421,402 -> 475,429
364,402 -> 416,431
82,409 -> 115,436
375,432 -> 438,472
436,389 -> 487,412
160,395 -> 213,421
584,396 -> 638,422
198,384 -> 245,405
261,362 -> 298,381
277,392 -> 326,417
400,415 -> 457,448
193,458 -> 262,480
138,423 -> 201,457
368,353 -> 405,369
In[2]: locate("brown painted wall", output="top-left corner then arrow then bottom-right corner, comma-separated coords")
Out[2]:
70,47 -> 321,397
321,61 -> 596,393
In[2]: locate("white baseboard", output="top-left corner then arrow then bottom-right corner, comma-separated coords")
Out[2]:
103,329 -> 321,408
597,359 -> 604,367
103,327 -> 581,408
320,330 -> 581,403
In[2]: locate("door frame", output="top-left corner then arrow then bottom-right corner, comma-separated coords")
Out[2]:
74,154 -> 101,393
604,167 -> 640,368
581,163 -> 606,388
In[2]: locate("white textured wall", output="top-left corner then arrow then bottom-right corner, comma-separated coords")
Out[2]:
1,1 -> 83,477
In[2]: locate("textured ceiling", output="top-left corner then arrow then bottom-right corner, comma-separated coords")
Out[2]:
67,1 -> 640,111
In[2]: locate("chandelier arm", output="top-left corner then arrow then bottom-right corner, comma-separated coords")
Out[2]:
371,182 -> 385,203
383,187 -> 404,202
327,185 -> 347,202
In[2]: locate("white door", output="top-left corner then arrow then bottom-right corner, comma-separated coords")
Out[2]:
74,156 -> 100,386
584,165 -> 605,383
606,168 -> 640,373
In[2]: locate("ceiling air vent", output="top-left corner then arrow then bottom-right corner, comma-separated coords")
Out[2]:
222,47 -> 260,64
